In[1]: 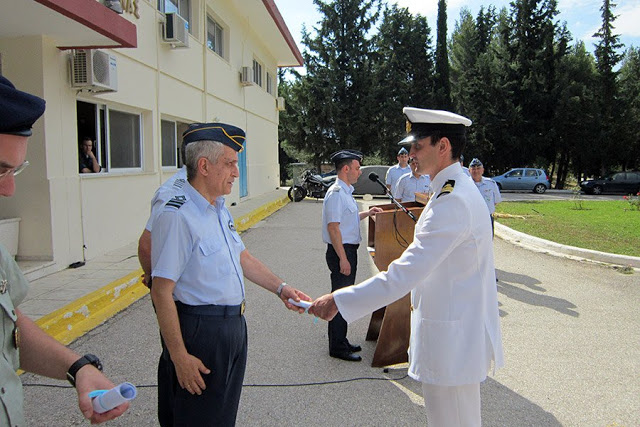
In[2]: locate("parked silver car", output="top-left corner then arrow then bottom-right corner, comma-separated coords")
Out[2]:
353,165 -> 390,195
491,168 -> 550,194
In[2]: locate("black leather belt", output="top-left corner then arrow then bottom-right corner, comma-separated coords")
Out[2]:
175,300 -> 245,317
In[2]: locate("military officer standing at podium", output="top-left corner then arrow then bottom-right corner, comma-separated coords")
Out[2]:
311,108 -> 503,426
151,123 -> 310,426
322,150 -> 382,362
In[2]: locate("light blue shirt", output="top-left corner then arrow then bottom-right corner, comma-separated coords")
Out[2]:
474,177 -> 502,214
394,172 -> 431,201
385,164 -> 411,190
151,181 -> 246,305
145,167 -> 188,231
322,178 -> 361,245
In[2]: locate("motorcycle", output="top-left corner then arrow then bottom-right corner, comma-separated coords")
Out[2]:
288,169 -> 336,202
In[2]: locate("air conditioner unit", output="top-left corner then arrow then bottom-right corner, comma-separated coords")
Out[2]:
276,96 -> 286,111
70,49 -> 118,92
240,66 -> 255,86
162,12 -> 189,48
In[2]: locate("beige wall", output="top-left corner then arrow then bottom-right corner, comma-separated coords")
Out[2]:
0,0 -> 286,270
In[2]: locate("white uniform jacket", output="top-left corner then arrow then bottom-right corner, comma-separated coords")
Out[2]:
334,162 -> 504,386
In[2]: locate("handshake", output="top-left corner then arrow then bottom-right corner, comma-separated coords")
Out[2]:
280,286 -> 338,321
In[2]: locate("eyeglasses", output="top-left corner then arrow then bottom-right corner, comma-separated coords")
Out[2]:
0,161 -> 30,180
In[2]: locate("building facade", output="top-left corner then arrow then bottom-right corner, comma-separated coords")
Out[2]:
0,0 -> 302,278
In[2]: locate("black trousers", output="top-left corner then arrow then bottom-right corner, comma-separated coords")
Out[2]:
158,302 -> 248,427
326,243 -> 358,352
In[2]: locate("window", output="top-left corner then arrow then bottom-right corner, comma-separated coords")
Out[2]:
252,59 -> 263,87
525,170 -> 538,177
206,16 -> 224,57
161,120 -> 177,167
109,110 -> 142,169
76,101 -> 143,172
266,72 -> 274,95
159,0 -> 191,33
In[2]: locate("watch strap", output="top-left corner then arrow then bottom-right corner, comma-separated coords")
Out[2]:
66,354 -> 102,387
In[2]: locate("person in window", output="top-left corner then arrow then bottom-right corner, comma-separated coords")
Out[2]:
79,137 -> 101,173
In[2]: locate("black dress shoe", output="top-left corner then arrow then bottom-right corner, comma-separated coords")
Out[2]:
330,350 -> 362,362
347,343 -> 362,352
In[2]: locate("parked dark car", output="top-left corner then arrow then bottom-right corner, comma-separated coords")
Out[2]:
491,168 -> 550,194
579,171 -> 640,195
353,165 -> 390,195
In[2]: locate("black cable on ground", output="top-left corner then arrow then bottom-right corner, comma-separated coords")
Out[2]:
22,373 -> 409,390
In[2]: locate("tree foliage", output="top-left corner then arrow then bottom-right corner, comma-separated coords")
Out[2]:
278,0 -> 638,183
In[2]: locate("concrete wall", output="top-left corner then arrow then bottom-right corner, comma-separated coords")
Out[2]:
0,0 -> 285,270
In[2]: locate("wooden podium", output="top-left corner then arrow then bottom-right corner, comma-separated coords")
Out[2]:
366,200 -> 425,367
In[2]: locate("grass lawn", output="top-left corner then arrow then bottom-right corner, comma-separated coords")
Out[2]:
495,200 -> 640,257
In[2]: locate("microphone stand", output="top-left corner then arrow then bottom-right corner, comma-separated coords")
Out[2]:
370,175 -> 417,223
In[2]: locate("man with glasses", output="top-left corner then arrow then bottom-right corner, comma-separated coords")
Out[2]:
0,75 -> 129,424
79,136 -> 101,173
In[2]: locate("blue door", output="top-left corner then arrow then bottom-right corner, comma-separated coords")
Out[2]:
239,146 -> 248,197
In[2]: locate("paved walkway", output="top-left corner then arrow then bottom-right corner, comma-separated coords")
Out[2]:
16,189 -> 639,344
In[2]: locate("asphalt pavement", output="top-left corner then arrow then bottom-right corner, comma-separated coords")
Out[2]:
21,198 -> 639,426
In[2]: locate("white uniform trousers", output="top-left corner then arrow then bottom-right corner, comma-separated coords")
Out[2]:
422,382 -> 481,427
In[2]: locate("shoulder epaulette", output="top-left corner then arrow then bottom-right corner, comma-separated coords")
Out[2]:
437,180 -> 456,198
166,195 -> 188,209
172,178 -> 186,189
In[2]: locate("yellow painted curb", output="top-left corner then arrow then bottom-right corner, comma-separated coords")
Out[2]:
35,269 -> 149,345
234,193 -> 290,233
34,193 -> 289,346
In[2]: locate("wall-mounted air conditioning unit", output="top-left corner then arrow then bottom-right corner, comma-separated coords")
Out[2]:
70,49 -> 118,92
162,12 -> 190,48
240,66 -> 255,86
276,96 -> 286,111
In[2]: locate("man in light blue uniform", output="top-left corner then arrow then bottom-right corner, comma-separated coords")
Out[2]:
138,165 -> 187,287
322,150 -> 382,361
385,147 -> 411,191
469,158 -> 501,234
393,159 -> 431,202
150,123 -> 310,426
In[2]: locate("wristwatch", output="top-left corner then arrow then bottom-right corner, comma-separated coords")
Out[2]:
66,354 -> 103,387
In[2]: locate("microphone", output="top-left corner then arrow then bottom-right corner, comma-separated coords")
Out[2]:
368,173 -> 417,222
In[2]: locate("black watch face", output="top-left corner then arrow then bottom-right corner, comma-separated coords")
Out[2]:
85,354 -> 103,371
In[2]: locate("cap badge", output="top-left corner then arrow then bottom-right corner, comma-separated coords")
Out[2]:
406,120 -> 412,134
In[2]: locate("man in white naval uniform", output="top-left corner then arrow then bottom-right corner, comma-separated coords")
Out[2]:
310,108 -> 504,427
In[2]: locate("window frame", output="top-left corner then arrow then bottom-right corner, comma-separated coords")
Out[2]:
266,72 -> 274,95
252,59 -> 263,87
161,119 -> 178,169
206,15 -> 225,59
158,0 -> 192,34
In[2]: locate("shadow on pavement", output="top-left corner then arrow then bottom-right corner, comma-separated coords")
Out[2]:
496,269 -> 579,317
482,377 -> 561,426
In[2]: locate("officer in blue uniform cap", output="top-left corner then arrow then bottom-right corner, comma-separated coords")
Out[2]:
311,107 -> 503,427
321,149 -> 382,361
138,122 -> 247,287
150,122 -> 311,426
385,146 -> 411,191
0,75 -> 129,424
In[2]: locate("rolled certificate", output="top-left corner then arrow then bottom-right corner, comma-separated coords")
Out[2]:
90,382 -> 137,414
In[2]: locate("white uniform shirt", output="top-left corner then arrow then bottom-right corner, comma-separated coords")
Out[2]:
334,162 -> 504,386
322,178 -> 361,245
385,164 -> 411,191
144,167 -> 188,232
151,181 -> 246,306
393,172 -> 431,201
474,177 -> 502,214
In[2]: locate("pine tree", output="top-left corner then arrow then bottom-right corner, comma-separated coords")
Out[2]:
433,0 -> 452,110
372,4 -> 435,163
